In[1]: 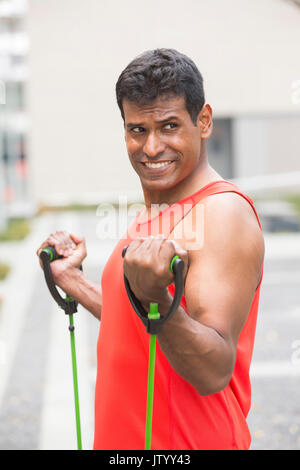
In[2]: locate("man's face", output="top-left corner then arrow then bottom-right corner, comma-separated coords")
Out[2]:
123,95 -> 210,192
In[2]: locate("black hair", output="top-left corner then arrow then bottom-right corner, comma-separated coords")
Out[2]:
116,48 -> 205,125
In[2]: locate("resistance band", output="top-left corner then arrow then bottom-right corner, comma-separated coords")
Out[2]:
40,247 -> 82,450
122,247 -> 184,450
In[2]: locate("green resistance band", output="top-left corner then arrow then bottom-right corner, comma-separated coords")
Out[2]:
66,295 -> 82,450
145,255 -> 179,450
145,302 -> 160,450
40,247 -> 83,450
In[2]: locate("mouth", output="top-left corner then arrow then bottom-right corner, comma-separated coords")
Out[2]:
143,160 -> 172,168
139,161 -> 175,175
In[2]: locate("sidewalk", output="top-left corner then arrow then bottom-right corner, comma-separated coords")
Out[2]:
0,212 -> 115,450
0,211 -> 299,449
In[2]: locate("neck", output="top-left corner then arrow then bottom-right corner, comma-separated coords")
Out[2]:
141,151 -> 223,210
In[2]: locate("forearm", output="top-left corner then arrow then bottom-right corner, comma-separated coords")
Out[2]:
56,266 -> 102,320
151,291 -> 235,395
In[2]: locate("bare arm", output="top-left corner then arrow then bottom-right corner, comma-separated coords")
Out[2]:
153,292 -> 235,395
124,193 -> 265,395
55,265 -> 102,320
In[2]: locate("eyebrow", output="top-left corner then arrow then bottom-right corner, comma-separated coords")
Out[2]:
126,116 -> 180,128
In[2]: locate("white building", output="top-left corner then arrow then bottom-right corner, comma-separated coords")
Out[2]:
0,0 -> 28,226
22,0 -> 300,205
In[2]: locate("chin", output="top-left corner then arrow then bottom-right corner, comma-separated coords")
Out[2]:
142,178 -> 174,192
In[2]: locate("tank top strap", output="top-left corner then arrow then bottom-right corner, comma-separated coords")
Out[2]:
133,179 -> 262,239
167,180 -> 262,234
193,180 -> 262,229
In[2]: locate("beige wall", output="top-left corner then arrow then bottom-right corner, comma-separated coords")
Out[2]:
26,0 -> 300,204
233,115 -> 300,178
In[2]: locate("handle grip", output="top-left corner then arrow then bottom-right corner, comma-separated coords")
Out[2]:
41,246 -> 62,262
122,246 -> 182,275
122,244 -> 184,334
40,245 -> 79,315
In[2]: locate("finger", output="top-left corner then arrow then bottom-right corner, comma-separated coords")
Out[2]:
70,234 -> 87,258
46,233 -> 69,257
36,236 -> 59,256
70,233 -> 84,245
36,241 -> 49,256
167,239 -> 187,257
151,237 -> 166,258
162,240 -> 188,270
143,236 -> 156,250
63,231 -> 76,249
55,231 -> 73,250
125,238 -> 145,256
36,236 -> 61,268
54,233 -> 78,254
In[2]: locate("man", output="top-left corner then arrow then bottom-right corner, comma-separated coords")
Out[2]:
37,49 -> 264,450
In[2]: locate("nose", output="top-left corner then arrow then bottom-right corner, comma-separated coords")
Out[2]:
143,131 -> 166,159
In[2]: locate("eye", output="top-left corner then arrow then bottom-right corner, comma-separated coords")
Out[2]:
164,123 -> 178,130
131,127 -> 145,134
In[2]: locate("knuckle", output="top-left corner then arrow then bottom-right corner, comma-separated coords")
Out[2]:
163,240 -> 176,253
124,252 -> 134,265
155,265 -> 165,278
165,239 -> 174,246
143,257 -> 152,268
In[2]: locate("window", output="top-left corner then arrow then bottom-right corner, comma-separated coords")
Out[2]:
206,119 -> 233,179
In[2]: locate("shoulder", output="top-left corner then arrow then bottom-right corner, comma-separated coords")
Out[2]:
174,190 -> 264,249
171,190 -> 265,287
202,191 -> 264,255
203,191 -> 260,227
195,191 -> 264,285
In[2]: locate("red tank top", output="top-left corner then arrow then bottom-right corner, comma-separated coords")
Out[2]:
93,180 -> 264,450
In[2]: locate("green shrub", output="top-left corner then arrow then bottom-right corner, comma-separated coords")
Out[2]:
0,262 -> 10,281
286,195 -> 300,220
0,218 -> 31,241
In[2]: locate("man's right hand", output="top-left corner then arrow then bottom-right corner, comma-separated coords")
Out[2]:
36,231 -> 87,286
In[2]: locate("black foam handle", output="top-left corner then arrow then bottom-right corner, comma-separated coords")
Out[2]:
122,244 -> 184,334
40,245 -> 79,315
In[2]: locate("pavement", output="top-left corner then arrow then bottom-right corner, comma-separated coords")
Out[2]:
0,210 -> 300,450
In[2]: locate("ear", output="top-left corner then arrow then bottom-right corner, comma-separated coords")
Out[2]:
197,104 -> 213,140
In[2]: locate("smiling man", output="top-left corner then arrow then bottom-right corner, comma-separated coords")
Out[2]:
37,49 -> 264,450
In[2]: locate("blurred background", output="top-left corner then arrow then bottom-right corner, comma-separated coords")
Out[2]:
1,0 -> 300,450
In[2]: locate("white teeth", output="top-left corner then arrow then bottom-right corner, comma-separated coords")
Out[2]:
144,161 -> 172,168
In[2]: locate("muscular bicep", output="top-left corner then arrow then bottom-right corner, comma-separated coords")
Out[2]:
182,194 -> 264,347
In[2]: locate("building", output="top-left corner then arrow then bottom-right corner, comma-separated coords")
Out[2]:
0,0 -> 28,226
7,0 -> 300,208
